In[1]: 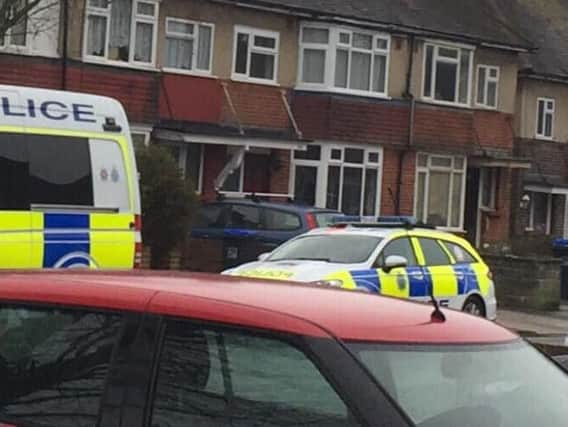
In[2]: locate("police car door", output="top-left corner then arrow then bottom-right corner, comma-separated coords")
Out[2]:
374,237 -> 421,300
414,237 -> 456,307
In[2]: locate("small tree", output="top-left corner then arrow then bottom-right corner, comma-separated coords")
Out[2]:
137,145 -> 197,269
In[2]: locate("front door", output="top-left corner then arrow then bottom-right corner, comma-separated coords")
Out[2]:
464,168 -> 480,247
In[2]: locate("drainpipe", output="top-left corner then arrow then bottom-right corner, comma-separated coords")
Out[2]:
61,0 -> 68,90
395,34 -> 415,215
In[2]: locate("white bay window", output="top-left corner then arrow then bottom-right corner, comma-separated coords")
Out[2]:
415,153 -> 466,229
84,0 -> 159,66
165,18 -> 213,73
299,24 -> 390,97
292,145 -> 382,216
423,43 -> 473,106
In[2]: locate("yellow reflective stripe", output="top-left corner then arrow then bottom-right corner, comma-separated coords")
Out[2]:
470,262 -> 491,296
379,268 -> 410,298
428,265 -> 459,297
90,213 -> 135,269
326,270 -> 357,290
410,236 -> 426,265
235,269 -> 294,280
0,212 -> 32,268
30,212 -> 44,268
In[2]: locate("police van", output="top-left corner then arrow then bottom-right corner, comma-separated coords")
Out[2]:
0,85 -> 142,269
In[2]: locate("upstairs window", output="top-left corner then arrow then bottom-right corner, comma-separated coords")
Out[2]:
84,0 -> 159,66
299,24 -> 390,97
0,0 -> 27,48
423,43 -> 473,106
233,26 -> 279,83
476,65 -> 499,109
164,18 -> 213,73
536,97 -> 555,139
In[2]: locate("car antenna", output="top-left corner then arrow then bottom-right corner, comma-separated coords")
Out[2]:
429,289 -> 446,323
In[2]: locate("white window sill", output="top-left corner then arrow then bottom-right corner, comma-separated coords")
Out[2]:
535,135 -> 554,141
162,68 -> 217,79
295,84 -> 391,100
82,56 -> 159,72
230,74 -> 280,87
474,103 -> 498,111
420,98 -> 472,110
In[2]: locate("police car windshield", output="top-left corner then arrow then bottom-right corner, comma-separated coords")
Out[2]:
268,235 -> 381,264
348,340 -> 568,427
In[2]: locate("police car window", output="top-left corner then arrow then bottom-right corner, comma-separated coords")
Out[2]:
377,238 -> 417,267
227,204 -> 261,229
417,238 -> 451,266
263,208 -> 301,231
151,321 -> 360,427
28,134 -> 94,207
442,241 -> 476,264
269,235 -> 381,263
0,305 -> 122,427
0,133 -> 28,210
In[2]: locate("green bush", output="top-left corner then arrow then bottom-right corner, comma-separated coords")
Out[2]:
136,145 -> 197,269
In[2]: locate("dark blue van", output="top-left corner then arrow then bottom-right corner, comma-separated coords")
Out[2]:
188,198 -> 342,271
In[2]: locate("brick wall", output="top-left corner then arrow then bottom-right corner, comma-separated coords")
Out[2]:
201,144 -> 226,201
0,54 -> 62,89
269,149 -> 291,195
380,148 -> 416,216
66,61 -> 159,124
292,92 -> 409,147
483,253 -> 561,310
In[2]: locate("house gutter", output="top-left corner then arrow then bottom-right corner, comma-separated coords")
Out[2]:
395,35 -> 416,216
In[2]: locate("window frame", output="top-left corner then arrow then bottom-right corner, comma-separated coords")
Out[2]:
297,23 -> 391,98
421,42 -> 474,107
536,97 -> 555,140
290,144 -> 383,216
414,153 -> 467,231
163,17 -> 215,75
528,191 -> 553,234
232,25 -> 280,85
439,240 -> 479,264
83,0 -> 160,69
475,64 -> 499,109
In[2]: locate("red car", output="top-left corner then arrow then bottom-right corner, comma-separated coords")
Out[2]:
0,271 -> 566,427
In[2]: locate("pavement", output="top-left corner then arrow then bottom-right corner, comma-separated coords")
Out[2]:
497,304 -> 568,355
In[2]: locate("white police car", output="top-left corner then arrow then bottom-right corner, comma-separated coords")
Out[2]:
224,218 -> 497,319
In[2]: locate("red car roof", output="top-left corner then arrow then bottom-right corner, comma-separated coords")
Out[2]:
0,271 -> 516,344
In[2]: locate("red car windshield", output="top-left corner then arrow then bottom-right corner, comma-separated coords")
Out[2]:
348,340 -> 568,427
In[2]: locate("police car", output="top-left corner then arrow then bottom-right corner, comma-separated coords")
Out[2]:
224,217 -> 497,320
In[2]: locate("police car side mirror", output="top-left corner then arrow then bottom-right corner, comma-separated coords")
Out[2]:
258,252 -> 271,262
382,255 -> 408,273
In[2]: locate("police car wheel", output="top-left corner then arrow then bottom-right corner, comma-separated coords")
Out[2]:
462,296 -> 486,318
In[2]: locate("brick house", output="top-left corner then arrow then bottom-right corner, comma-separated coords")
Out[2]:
2,0 -> 560,249
506,0 -> 568,241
